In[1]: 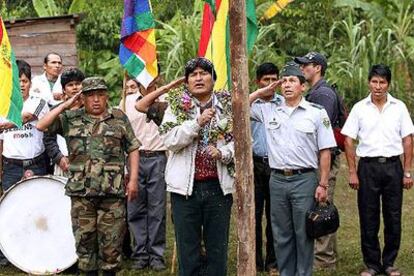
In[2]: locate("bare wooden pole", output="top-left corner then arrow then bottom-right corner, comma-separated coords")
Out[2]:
229,0 -> 256,275
121,70 -> 128,112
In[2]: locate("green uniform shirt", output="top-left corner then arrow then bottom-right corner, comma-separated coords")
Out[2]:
48,107 -> 141,197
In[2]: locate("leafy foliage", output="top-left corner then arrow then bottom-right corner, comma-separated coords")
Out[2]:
2,0 -> 414,111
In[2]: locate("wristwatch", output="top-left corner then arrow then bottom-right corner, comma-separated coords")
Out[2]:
404,172 -> 412,178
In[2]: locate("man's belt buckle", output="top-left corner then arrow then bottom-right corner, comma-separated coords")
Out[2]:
283,169 -> 293,176
378,157 -> 387,163
22,160 -> 33,167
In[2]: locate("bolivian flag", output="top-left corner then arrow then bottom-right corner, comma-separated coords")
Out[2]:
0,17 -> 23,127
198,0 -> 257,90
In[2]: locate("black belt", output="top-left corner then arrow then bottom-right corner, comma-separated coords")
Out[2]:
139,150 -> 166,158
3,152 -> 46,167
360,156 -> 399,163
272,168 -> 315,176
253,155 -> 269,163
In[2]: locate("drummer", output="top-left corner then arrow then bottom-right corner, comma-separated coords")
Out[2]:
36,77 -> 140,276
0,60 -> 50,192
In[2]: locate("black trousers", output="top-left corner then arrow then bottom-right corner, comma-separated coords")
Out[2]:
253,157 -> 277,270
171,180 -> 233,276
357,157 -> 403,273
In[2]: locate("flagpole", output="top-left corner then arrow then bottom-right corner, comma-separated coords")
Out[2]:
121,70 -> 128,112
228,0 -> 256,275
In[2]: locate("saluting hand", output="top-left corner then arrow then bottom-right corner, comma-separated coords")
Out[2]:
164,76 -> 185,91
256,79 -> 283,98
348,171 -> 360,190
62,91 -> 82,110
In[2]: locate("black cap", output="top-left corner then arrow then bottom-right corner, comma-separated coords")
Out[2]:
294,52 -> 328,70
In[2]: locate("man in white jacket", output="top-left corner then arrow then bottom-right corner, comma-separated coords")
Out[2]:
30,52 -> 63,106
160,58 -> 234,276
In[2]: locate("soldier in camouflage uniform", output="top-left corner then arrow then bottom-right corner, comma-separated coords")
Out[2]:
37,77 -> 141,276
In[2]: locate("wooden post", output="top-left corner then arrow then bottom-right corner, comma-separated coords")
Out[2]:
229,0 -> 256,275
121,70 -> 128,112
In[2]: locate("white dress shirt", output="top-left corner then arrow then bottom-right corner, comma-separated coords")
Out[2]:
341,93 -> 414,157
30,72 -> 63,106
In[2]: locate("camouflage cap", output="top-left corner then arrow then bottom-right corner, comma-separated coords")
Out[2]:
81,77 -> 108,93
280,61 -> 305,79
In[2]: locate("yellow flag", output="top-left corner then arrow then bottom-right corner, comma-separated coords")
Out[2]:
261,0 -> 294,21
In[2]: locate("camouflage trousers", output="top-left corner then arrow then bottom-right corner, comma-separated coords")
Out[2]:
70,196 -> 126,272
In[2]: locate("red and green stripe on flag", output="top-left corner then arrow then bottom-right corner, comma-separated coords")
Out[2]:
198,0 -> 258,90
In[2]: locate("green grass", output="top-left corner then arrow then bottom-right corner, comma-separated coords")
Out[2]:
1,156 -> 414,275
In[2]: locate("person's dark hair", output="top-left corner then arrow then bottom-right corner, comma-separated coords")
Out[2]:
184,57 -> 217,81
368,64 -> 391,83
61,67 -> 85,89
43,52 -> 62,64
312,62 -> 327,76
126,77 -> 140,86
298,75 -> 306,84
16,59 -> 31,80
256,62 -> 279,80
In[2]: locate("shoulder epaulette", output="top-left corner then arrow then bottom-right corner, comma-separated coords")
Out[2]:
111,107 -> 127,118
309,102 -> 324,110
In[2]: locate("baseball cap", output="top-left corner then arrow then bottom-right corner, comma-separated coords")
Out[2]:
81,77 -> 108,93
294,52 -> 328,70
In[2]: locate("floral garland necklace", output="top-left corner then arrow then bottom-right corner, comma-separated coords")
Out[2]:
159,86 -> 233,145
159,86 -> 235,177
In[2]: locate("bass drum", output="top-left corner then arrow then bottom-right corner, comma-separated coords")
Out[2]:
0,176 -> 77,275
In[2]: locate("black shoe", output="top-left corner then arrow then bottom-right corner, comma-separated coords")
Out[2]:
131,259 -> 148,270
63,263 -> 79,274
0,257 -> 9,267
150,259 -> 166,271
83,270 -> 98,276
102,270 -> 116,276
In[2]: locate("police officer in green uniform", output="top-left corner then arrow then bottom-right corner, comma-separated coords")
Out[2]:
250,63 -> 336,276
37,77 -> 141,276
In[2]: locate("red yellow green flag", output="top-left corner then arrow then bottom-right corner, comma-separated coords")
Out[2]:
0,17 -> 23,127
198,0 -> 257,90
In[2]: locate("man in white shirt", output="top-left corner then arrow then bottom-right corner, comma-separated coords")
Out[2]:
30,52 -> 63,106
341,64 -> 414,276
0,60 -> 49,192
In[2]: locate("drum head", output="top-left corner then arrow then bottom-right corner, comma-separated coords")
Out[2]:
0,176 -> 77,275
